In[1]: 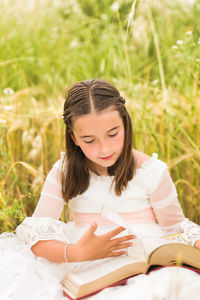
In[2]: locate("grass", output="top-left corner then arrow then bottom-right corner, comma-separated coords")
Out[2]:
0,0 -> 200,232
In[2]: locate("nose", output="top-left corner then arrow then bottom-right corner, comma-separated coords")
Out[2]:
99,140 -> 110,156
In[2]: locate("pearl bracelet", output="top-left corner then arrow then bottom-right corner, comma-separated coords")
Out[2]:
64,243 -> 71,262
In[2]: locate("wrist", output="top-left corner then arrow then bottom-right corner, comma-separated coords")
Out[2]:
64,243 -> 71,262
66,244 -> 85,262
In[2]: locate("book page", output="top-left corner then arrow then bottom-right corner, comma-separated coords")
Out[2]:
163,233 -> 187,243
140,233 -> 187,258
149,242 -> 200,269
67,255 -> 140,285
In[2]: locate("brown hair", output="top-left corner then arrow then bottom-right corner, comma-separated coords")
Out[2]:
62,79 -> 134,202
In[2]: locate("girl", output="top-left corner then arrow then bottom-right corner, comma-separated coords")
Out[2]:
0,79 -> 200,300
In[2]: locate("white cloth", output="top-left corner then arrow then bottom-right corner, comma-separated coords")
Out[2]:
0,152 -> 200,300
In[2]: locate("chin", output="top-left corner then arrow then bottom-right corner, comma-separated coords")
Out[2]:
100,159 -> 117,168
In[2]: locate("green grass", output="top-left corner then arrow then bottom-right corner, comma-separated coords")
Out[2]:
0,0 -> 200,232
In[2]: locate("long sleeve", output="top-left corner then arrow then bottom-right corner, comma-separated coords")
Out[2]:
15,217 -> 70,248
33,157 -> 65,219
149,167 -> 200,246
16,154 -> 68,248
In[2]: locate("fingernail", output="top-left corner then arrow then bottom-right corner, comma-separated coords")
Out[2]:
131,235 -> 135,239
128,243 -> 133,246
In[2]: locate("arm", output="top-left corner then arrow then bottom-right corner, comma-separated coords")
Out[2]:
15,158 -> 69,261
16,157 -> 133,262
32,158 -> 65,219
149,168 -> 200,249
16,216 -> 133,262
31,224 -> 134,262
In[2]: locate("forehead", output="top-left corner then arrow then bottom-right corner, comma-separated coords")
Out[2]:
73,109 -> 122,135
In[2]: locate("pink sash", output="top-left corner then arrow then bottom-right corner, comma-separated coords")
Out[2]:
73,207 -> 157,227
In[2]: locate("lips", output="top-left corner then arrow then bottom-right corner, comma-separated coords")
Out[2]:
100,154 -> 113,160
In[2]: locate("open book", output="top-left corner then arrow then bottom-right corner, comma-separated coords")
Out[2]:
62,233 -> 200,300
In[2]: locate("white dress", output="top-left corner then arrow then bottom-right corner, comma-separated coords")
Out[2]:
0,153 -> 200,300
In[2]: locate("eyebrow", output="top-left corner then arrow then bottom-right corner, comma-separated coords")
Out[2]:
80,126 -> 120,138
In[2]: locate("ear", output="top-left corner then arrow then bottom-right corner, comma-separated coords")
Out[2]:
70,133 -> 79,146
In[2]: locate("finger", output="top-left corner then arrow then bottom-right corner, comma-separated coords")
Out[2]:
105,226 -> 126,239
106,250 -> 127,257
84,222 -> 97,238
194,241 -> 200,249
111,242 -> 133,251
111,234 -> 135,246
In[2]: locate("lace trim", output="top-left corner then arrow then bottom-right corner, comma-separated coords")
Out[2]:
15,217 -> 70,248
90,153 -> 158,182
135,153 -> 158,176
162,218 -> 200,247
90,172 -> 113,182
180,218 -> 200,246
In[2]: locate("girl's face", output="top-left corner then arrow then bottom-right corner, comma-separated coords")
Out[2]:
72,107 -> 125,175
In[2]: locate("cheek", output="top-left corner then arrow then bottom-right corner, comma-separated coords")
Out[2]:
78,143 -> 97,159
113,131 -> 124,148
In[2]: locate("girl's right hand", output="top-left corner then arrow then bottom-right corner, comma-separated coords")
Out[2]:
67,223 -> 135,262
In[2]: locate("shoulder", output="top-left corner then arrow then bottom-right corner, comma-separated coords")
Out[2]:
132,149 -> 169,192
132,149 -> 151,169
52,152 -> 66,171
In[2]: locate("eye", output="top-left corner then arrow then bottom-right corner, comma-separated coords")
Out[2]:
108,132 -> 118,137
84,140 -> 95,144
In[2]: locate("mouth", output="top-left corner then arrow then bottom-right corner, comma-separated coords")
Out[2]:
100,154 -> 113,161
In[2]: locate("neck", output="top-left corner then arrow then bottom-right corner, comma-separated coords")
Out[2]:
87,160 -> 108,176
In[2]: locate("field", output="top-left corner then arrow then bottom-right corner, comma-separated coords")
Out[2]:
0,0 -> 200,232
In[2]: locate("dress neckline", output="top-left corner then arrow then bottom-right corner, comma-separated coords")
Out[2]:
90,153 -> 158,182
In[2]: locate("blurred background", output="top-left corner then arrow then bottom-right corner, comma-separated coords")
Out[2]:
0,0 -> 200,232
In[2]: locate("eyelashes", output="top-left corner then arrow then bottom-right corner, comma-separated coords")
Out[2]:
84,140 -> 94,144
108,132 -> 118,137
84,132 -> 118,144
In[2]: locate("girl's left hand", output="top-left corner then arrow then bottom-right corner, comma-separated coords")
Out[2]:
194,239 -> 200,249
